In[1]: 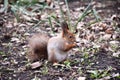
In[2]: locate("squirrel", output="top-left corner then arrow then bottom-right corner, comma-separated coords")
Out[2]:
27,22 -> 77,63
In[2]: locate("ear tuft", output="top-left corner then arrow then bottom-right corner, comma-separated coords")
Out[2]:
61,21 -> 69,32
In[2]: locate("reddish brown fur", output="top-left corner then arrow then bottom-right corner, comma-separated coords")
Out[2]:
61,23 -> 76,51
27,22 -> 77,63
47,22 -> 77,63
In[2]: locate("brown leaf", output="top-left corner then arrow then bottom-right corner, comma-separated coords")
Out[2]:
46,0 -> 52,5
77,77 -> 86,80
30,61 -> 42,69
102,34 -> 112,40
99,22 -> 108,30
112,33 -> 119,39
5,21 -> 13,28
86,34 -> 95,41
53,63 -> 65,67
100,42 -> 109,50
105,28 -> 114,34
113,52 -> 120,57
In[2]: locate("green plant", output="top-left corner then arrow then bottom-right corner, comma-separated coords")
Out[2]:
64,60 -> 71,69
0,51 -> 4,55
11,0 -> 48,22
81,52 -> 93,66
74,0 -> 101,28
64,0 -> 71,29
116,75 -> 120,79
41,66 -> 48,75
16,0 -> 43,6
89,70 -> 100,79
83,52 -> 89,59
110,44 -> 118,52
47,16 -> 54,33
75,0 -> 93,28
88,47 -> 99,54
88,66 -> 112,79
77,67 -> 83,75
57,0 -> 74,31
41,61 -> 49,75
0,0 -> 9,13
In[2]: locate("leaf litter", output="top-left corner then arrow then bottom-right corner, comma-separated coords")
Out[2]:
0,0 -> 120,80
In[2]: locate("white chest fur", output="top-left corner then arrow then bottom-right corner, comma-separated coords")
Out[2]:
55,49 -> 68,62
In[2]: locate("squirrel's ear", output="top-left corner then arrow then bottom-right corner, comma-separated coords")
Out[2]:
61,21 -> 69,33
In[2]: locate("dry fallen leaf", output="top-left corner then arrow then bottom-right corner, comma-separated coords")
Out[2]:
99,22 -> 108,30
30,61 -> 42,69
112,32 -> 119,39
109,41 -> 119,46
86,34 -> 95,41
102,34 -> 112,40
77,77 -> 86,80
11,37 -> 20,43
100,42 -> 109,50
46,0 -> 52,5
53,63 -> 65,67
113,52 -> 120,57
105,28 -> 114,34
5,21 -> 13,28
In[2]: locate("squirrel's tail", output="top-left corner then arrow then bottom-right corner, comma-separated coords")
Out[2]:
27,33 -> 50,62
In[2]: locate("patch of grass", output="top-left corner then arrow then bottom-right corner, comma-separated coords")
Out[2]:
88,66 -> 112,79
74,0 -> 101,28
4,0 -> 9,13
10,0 -> 102,32
75,0 -> 93,28
116,75 -> 120,79
92,8 -> 101,22
0,51 -> 5,55
41,66 -> 49,75
16,0 -> 45,6
0,51 -> 7,59
64,0 -> 71,29
51,14 -> 60,24
11,0 -> 48,22
80,52 -> 92,66
64,60 -> 71,69
89,47 -> 99,54
41,61 -> 49,75
77,67 -> 83,75
110,44 -> 119,52
47,16 -> 54,34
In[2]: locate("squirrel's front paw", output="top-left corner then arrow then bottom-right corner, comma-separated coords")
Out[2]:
73,42 -> 77,47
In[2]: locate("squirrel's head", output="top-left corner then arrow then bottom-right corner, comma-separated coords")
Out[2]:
61,22 -> 76,43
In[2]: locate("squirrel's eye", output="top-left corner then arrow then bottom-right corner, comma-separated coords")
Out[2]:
69,36 -> 72,39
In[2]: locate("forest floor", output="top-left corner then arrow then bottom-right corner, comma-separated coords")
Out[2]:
0,0 -> 120,80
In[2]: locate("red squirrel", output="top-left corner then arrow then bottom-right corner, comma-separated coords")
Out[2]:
27,22 -> 77,63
